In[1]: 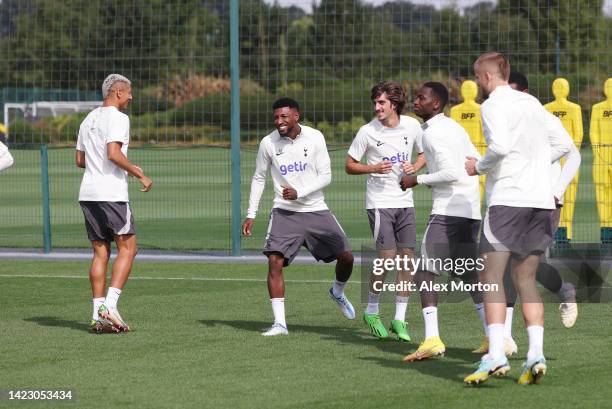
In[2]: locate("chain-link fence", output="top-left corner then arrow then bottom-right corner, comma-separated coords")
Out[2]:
0,0 -> 610,252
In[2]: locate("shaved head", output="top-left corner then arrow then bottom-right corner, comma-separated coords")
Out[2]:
474,52 -> 510,81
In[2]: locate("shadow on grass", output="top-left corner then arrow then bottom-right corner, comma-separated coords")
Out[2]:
199,318 -> 485,383
24,316 -> 89,332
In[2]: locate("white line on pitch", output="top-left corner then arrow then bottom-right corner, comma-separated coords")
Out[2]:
0,274 -> 363,284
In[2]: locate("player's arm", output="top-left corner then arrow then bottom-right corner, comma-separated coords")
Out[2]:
546,114 -> 571,163
345,155 -> 391,174
295,135 -> 332,198
412,139 -> 458,188
553,135 -> 581,204
107,142 -> 152,192
0,142 -> 14,172
243,140 -> 270,236
402,152 -> 426,174
469,102 -> 511,175
75,150 -> 85,168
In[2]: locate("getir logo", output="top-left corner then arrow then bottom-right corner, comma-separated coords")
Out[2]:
382,152 -> 411,164
280,161 -> 308,175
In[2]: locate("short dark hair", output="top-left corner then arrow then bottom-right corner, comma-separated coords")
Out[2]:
272,97 -> 299,112
371,82 -> 406,115
423,82 -> 449,110
509,71 -> 528,91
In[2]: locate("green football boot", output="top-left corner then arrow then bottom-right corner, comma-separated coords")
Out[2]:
389,319 -> 411,342
363,312 -> 389,339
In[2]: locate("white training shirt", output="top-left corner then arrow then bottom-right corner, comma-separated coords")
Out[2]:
416,113 -> 482,219
476,85 -> 555,209
348,115 -> 423,209
545,110 -> 581,204
0,141 -> 14,172
76,106 -> 130,202
246,124 -> 331,219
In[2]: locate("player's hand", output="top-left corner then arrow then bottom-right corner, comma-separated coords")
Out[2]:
465,156 -> 478,176
139,175 -> 153,192
282,185 -> 298,200
402,161 -> 416,174
400,175 -> 418,190
373,160 -> 392,174
242,218 -> 254,236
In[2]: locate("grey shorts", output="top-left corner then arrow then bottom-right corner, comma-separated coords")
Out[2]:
80,201 -> 135,242
263,208 -> 351,266
367,208 -> 416,250
480,205 -> 554,259
421,214 -> 481,276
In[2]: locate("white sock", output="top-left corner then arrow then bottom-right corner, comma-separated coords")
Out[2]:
332,280 -> 347,297
366,292 -> 380,315
422,306 -> 439,339
270,298 -> 286,328
92,297 -> 105,320
504,307 -> 514,339
526,325 -> 544,362
487,323 -> 505,361
394,295 -> 409,321
104,287 -> 122,309
475,303 -> 488,336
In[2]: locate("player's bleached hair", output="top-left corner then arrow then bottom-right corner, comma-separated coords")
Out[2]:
474,52 -> 510,81
371,82 -> 406,115
102,74 -> 131,99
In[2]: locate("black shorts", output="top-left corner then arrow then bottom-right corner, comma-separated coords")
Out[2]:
80,201 -> 135,242
366,208 -> 416,250
480,205 -> 554,259
263,208 -> 350,266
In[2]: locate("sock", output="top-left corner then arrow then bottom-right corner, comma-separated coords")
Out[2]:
504,307 -> 514,339
270,298 -> 286,327
332,279 -> 347,297
104,287 -> 122,309
394,295 -> 409,321
422,306 -> 439,339
475,303 -> 488,336
559,282 -> 576,302
366,292 -> 380,314
487,323 -> 505,361
526,325 -> 544,362
92,297 -> 105,320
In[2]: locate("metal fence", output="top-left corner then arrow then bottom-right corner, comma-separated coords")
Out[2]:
0,0 -> 610,253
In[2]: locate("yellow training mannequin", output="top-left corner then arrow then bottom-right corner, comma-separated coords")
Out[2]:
450,80 -> 486,202
544,78 -> 584,241
590,78 -> 612,244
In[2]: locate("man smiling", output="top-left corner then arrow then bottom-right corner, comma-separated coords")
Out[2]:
243,97 -> 356,336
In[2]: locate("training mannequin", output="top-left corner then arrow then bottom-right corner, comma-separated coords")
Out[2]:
544,78 -> 584,242
450,80 -> 486,201
590,78 -> 612,244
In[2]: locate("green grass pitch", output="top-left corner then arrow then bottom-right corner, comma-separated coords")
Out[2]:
0,146 -> 602,251
1,260 -> 611,408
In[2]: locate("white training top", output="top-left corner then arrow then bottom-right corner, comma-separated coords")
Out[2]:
76,106 -> 130,202
476,85 -> 554,209
0,141 -> 14,172
545,110 -> 581,204
247,124 -> 331,219
347,115 -> 423,209
416,113 -> 482,219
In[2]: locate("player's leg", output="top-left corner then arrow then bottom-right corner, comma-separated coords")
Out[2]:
261,209 -> 303,336
390,208 -> 416,342
303,210 -> 355,320
261,252 -> 289,336
98,233 -> 137,331
403,215 -> 445,362
512,255 -> 548,385
364,247 -> 394,339
89,240 -> 114,333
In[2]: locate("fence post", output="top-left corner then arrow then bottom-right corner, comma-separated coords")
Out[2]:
40,144 -> 52,253
230,0 -> 241,256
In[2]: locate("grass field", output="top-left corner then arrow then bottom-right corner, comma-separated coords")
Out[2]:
0,145 -> 603,251
2,260 -> 611,408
